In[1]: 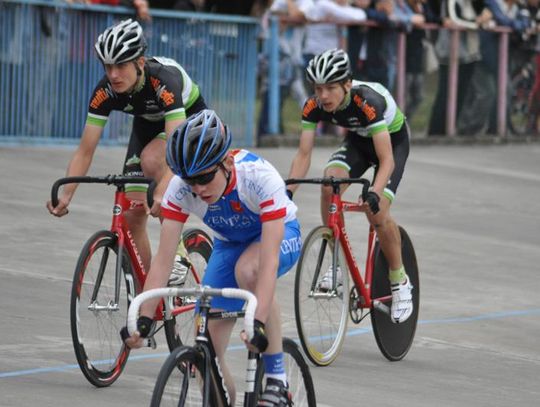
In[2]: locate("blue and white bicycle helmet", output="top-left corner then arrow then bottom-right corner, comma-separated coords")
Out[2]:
306,48 -> 352,84
95,19 -> 147,64
166,109 -> 232,178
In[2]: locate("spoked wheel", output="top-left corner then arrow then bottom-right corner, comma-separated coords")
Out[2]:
164,228 -> 213,351
370,226 -> 419,361
252,338 -> 317,407
150,346 -> 207,407
70,230 -> 136,387
294,226 -> 350,366
508,64 -> 535,136
281,338 -> 317,406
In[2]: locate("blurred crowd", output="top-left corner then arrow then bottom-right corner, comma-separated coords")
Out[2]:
51,0 -> 540,137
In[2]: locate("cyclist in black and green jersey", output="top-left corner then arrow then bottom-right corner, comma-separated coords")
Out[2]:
47,19 -> 206,273
286,48 -> 414,324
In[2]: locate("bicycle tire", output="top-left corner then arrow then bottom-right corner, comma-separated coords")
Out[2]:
70,230 -> 135,387
249,338 -> 316,407
294,225 -> 349,366
164,228 -> 213,351
150,346 -> 208,407
508,67 -> 534,136
370,226 -> 419,361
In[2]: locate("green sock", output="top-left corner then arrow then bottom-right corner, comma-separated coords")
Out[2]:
389,265 -> 406,284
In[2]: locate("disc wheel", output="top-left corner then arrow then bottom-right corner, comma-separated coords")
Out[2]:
370,226 -> 419,361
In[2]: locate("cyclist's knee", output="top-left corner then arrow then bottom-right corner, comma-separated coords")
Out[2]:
124,204 -> 148,229
140,143 -> 166,177
235,267 -> 257,291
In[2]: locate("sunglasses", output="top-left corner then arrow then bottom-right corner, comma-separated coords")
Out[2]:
182,164 -> 222,186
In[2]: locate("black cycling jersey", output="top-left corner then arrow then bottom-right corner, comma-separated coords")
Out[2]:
302,80 -> 405,137
302,80 -> 409,202
83,56 -> 207,186
86,56 -> 202,127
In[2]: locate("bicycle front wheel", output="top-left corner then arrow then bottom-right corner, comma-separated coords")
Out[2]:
150,346 -> 207,407
294,226 -> 350,366
370,226 -> 419,361
70,230 -> 135,387
164,228 -> 213,351
282,337 -> 317,406
250,338 -> 316,407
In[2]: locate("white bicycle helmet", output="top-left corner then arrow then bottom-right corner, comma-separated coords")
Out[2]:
95,19 -> 147,65
306,49 -> 352,84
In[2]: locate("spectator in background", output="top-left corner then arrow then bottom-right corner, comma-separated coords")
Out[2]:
360,0 -> 425,92
404,0 -> 441,119
427,0 -> 482,136
346,0 -> 372,79
526,0 -> 540,134
257,2 -> 309,138
268,0 -> 367,136
458,0 -> 530,135
66,0 -> 152,21
148,0 -> 202,11
203,0 -> 272,16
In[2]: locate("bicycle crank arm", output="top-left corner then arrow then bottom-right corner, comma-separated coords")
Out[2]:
310,291 -> 341,299
372,300 -> 390,315
87,301 -> 120,312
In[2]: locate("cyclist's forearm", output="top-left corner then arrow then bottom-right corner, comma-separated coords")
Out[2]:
373,159 -> 394,196
287,154 -> 311,192
61,154 -> 93,201
139,263 -> 171,317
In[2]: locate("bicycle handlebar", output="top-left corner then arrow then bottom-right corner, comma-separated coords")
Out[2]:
127,286 -> 257,340
285,177 -> 371,201
51,175 -> 154,208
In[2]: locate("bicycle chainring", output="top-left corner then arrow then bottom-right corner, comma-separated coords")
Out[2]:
349,286 -> 367,324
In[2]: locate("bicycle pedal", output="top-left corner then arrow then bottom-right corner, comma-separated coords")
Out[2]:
146,337 -> 157,349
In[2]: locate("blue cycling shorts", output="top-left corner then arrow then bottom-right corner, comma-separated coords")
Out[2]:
201,219 -> 302,311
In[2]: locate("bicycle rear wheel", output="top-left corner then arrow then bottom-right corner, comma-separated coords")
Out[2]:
508,66 -> 534,136
150,346 -> 207,407
294,226 -> 349,366
164,228 -> 213,351
370,226 -> 419,361
70,230 -> 135,387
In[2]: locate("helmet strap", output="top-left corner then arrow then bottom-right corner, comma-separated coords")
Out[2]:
217,161 -> 232,200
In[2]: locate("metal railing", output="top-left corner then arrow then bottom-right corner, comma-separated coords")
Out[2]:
0,0 -> 259,146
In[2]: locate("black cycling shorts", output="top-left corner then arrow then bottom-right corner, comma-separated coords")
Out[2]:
326,121 -> 410,202
122,95 -> 208,180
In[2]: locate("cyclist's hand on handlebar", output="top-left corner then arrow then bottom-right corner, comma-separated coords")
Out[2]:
46,198 -> 69,217
147,196 -> 162,218
359,190 -> 381,215
240,319 -> 269,353
365,191 -> 380,214
120,327 -> 145,349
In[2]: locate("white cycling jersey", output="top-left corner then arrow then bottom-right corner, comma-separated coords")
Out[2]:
161,149 -> 298,242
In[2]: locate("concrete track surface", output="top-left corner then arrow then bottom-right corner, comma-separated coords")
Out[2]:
1,143 -> 539,407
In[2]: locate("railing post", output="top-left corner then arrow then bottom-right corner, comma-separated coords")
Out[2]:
267,15 -> 280,135
446,28 -> 460,137
497,30 -> 509,137
396,31 -> 406,110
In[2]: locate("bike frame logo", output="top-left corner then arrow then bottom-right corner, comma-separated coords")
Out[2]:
126,229 -> 144,271
329,203 -> 337,214
113,204 -> 122,216
341,226 -> 358,267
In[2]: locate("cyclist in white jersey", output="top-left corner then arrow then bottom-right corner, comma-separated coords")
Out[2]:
122,110 -> 302,407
